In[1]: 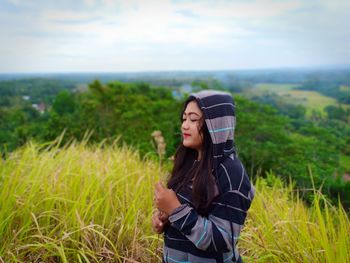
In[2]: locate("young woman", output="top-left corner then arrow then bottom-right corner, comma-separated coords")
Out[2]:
153,90 -> 255,263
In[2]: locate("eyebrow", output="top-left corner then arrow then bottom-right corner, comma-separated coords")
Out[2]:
183,112 -> 201,116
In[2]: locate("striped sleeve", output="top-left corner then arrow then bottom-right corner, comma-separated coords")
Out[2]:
168,162 -> 255,253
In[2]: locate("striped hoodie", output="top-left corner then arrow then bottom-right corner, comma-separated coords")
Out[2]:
163,90 -> 255,263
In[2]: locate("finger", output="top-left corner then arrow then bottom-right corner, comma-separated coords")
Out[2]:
155,182 -> 165,192
152,215 -> 163,231
156,220 -> 163,232
152,215 -> 160,228
153,210 -> 159,217
158,210 -> 166,218
155,227 -> 163,234
159,212 -> 169,221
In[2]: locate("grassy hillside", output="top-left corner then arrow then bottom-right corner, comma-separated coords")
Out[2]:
0,140 -> 349,262
244,83 -> 350,117
340,85 -> 350,92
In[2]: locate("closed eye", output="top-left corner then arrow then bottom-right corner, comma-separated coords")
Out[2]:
182,118 -> 200,122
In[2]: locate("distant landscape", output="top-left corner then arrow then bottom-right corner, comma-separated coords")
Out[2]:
1,66 -> 350,182
242,83 -> 350,117
1,67 -> 349,262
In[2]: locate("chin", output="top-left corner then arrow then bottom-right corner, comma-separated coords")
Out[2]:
183,142 -> 198,150
182,141 -> 192,148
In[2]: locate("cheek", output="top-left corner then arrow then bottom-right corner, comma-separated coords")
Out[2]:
194,130 -> 203,144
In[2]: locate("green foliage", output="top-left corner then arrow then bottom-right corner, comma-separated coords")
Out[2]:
191,80 -> 227,92
1,79 -> 349,210
234,96 -> 291,176
0,106 -> 44,154
52,90 -> 76,115
340,155 -> 350,170
40,80 -> 182,157
233,95 -> 349,208
324,105 -> 350,122
250,93 -> 307,119
0,78 -> 75,106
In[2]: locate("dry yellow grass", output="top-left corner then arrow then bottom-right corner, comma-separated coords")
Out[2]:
240,173 -> 350,262
0,139 -> 349,262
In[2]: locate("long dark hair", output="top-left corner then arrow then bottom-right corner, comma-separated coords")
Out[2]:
167,97 -> 217,215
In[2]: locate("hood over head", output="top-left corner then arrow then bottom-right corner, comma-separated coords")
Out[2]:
188,90 -> 236,170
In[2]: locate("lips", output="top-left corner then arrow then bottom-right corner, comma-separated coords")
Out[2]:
183,133 -> 191,138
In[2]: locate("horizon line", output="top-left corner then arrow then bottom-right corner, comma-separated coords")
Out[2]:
1,64 -> 350,75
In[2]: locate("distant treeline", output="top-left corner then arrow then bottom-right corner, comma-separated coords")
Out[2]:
0,78 -> 75,105
0,78 -> 349,210
2,67 -> 350,94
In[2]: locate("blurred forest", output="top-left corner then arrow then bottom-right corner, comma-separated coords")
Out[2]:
1,68 -> 350,210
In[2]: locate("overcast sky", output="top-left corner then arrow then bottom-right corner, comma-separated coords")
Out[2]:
0,0 -> 349,73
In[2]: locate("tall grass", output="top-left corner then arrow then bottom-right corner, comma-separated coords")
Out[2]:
240,173 -> 350,262
0,137 -> 163,262
0,140 -> 349,262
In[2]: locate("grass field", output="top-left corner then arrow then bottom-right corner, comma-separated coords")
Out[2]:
0,139 -> 349,262
252,83 -> 298,93
340,85 -> 350,92
244,83 -> 350,118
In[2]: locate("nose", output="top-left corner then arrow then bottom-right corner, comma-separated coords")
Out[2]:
182,119 -> 190,130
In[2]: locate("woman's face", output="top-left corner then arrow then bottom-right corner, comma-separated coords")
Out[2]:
181,101 -> 204,151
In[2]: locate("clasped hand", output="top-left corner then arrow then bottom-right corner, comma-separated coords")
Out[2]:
152,182 -> 181,234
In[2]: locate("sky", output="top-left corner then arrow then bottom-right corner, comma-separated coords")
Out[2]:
0,0 -> 349,73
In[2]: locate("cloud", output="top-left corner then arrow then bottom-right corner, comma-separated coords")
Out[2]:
0,0 -> 349,72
